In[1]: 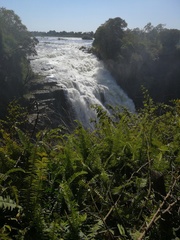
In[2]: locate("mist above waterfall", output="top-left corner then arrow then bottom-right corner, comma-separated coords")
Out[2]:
30,37 -> 135,128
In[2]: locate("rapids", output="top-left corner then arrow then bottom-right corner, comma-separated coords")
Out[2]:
30,37 -> 135,128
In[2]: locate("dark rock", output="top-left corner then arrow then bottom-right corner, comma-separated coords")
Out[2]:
25,78 -> 77,132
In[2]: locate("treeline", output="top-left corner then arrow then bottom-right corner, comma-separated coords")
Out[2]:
31,30 -> 94,39
0,8 -> 38,118
92,18 -> 180,108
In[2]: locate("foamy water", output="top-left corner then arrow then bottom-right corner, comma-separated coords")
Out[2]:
30,37 -> 135,127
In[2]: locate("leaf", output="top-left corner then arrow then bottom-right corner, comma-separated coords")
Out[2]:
117,224 -> 126,236
112,181 -> 134,195
67,171 -> 88,185
79,213 -> 87,222
152,138 -> 163,148
6,168 -> 25,175
87,219 -> 104,239
0,196 -> 22,211
152,139 -> 169,152
159,145 -> 169,152
15,127 -> 30,148
136,177 -> 147,188
3,224 -> 11,232
0,173 -> 8,183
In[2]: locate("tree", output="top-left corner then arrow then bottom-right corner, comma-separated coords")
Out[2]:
0,8 -> 37,117
93,17 -> 127,60
0,8 -> 37,57
143,22 -> 153,33
159,29 -> 180,53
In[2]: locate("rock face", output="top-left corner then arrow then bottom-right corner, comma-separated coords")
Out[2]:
25,78 -> 76,131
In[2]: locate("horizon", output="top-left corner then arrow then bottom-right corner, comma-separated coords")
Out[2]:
1,0 -> 180,33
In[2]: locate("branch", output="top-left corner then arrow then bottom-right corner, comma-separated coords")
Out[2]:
31,100 -> 39,138
103,195 -> 120,222
138,175 -> 180,240
89,190 -> 114,240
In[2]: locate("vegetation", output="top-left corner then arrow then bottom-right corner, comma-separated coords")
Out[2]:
0,8 -> 37,118
31,30 -> 94,39
0,95 -> 179,239
0,10 -> 180,240
93,17 -> 127,60
93,18 -> 180,108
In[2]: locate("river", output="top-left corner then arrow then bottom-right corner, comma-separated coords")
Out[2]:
30,37 -> 135,128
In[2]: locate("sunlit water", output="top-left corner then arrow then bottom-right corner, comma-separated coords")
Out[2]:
30,37 -> 135,128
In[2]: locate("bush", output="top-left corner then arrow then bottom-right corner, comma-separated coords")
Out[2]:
0,97 -> 179,239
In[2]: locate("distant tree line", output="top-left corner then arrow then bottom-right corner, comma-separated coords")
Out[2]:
31,30 -> 94,39
92,18 -> 180,108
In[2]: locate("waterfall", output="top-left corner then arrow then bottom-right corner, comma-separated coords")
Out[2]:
30,37 -> 135,128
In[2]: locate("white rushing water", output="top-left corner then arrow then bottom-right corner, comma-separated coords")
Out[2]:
30,37 -> 135,128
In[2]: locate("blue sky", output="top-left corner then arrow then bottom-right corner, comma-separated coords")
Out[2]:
1,0 -> 180,32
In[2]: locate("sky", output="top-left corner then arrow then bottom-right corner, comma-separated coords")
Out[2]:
0,0 -> 180,32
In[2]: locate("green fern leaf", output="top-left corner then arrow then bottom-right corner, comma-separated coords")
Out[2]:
15,127 -> 30,148
6,168 -> 25,175
0,196 -> 22,211
67,171 -> 88,185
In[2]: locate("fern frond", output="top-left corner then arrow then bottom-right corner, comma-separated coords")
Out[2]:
67,171 -> 88,185
0,173 -> 8,184
87,219 -> 104,239
6,168 -> 25,175
0,224 -> 12,240
15,127 -> 30,149
0,196 -> 22,211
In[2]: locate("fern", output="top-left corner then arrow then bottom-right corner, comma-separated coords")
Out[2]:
0,225 -> 12,240
0,97 -> 179,239
67,171 -> 88,185
0,195 -> 22,211
86,219 -> 104,239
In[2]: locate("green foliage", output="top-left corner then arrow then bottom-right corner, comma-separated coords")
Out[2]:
93,17 -> 127,60
0,196 -> 22,211
0,97 -> 179,239
93,19 -> 180,107
0,12 -> 179,239
0,8 -> 38,118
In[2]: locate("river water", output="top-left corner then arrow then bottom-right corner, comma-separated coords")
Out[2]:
30,37 -> 135,128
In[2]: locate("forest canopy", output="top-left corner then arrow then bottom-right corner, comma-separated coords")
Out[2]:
93,17 -> 180,108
